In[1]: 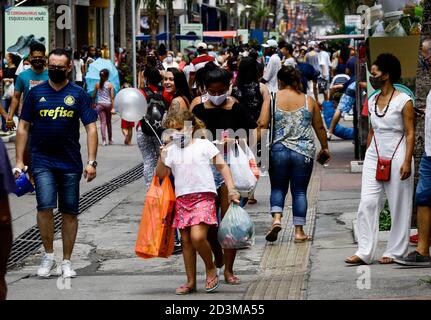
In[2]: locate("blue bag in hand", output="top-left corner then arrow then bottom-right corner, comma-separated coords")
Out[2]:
217,203 -> 255,249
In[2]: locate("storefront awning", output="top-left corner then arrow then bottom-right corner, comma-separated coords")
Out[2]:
136,33 -> 201,41
203,31 -> 237,39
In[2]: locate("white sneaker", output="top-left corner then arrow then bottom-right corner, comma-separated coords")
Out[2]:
37,254 -> 56,278
60,260 -> 77,278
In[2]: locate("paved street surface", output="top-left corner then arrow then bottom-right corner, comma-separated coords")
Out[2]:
4,116 -> 431,300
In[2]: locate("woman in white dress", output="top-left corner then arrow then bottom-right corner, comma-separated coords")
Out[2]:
346,53 -> 415,265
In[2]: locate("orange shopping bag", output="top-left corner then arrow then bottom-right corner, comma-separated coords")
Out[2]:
135,176 -> 176,259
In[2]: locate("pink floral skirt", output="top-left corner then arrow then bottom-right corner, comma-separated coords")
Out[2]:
173,192 -> 218,229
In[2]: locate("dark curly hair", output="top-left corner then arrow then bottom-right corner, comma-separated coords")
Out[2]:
372,53 -> 402,84
277,65 -> 303,92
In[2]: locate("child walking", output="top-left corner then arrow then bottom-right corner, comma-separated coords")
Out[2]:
156,110 -> 240,295
93,69 -> 115,146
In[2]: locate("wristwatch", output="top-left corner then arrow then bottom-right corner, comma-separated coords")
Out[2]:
87,160 -> 98,168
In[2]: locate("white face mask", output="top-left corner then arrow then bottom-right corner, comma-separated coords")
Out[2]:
23,65 -> 31,70
171,130 -> 192,148
166,56 -> 173,63
208,93 -> 228,106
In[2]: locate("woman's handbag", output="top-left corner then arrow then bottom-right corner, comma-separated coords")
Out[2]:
374,135 -> 404,182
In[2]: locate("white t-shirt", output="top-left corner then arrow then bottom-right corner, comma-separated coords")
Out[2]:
284,57 -> 297,67
426,90 -> 431,157
263,53 -> 281,93
164,139 -> 220,197
319,50 -> 331,80
73,59 -> 84,82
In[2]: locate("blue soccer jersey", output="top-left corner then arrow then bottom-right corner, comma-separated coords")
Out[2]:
20,81 -> 98,173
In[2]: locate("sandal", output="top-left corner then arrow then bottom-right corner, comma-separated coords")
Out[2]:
345,255 -> 366,265
205,274 -> 220,293
294,235 -> 313,243
265,222 -> 282,242
225,275 -> 241,285
378,257 -> 394,264
248,198 -> 257,205
175,284 -> 196,295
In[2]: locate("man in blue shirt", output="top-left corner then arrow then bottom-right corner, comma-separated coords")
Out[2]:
0,140 -> 15,300
15,48 -> 98,278
6,42 -> 49,128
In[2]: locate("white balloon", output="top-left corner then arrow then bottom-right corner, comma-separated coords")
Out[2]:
114,88 -> 148,122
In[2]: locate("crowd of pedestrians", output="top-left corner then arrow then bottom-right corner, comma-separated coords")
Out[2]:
0,35 -> 430,300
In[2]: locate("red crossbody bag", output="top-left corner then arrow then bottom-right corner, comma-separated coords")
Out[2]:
374,136 -> 404,182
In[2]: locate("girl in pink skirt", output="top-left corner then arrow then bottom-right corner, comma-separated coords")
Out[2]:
156,110 -> 240,295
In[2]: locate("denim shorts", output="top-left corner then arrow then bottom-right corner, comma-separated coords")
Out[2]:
416,155 -> 431,207
33,168 -> 81,215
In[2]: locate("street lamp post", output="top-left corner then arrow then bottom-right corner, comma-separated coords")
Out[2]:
268,12 -> 275,32
245,4 -> 252,30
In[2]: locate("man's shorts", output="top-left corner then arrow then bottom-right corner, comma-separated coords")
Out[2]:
416,155 -> 431,207
33,168 -> 81,215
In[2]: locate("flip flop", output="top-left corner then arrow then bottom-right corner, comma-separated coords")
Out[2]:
265,222 -> 282,242
225,275 -> 241,285
345,255 -> 366,265
205,274 -> 220,293
294,235 -> 313,243
175,284 -> 196,295
248,199 -> 257,205
378,257 -> 394,264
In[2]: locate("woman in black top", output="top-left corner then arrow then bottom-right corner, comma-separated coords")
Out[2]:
192,65 -> 256,285
231,57 -> 271,204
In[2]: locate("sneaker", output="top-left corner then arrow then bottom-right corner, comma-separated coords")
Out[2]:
102,140 -> 107,146
394,251 -> 431,267
37,254 -> 56,278
173,242 -> 182,255
60,260 -> 77,278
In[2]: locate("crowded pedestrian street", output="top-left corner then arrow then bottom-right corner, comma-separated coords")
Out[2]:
1,0 -> 431,309
2,115 -> 431,300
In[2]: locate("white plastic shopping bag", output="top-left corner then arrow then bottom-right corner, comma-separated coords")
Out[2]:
228,141 -> 257,197
217,203 -> 255,249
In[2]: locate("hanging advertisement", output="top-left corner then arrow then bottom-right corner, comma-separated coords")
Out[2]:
237,29 -> 249,45
4,6 -> 49,56
180,23 -> 203,52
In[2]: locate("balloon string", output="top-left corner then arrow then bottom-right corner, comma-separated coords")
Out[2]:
143,119 -> 163,146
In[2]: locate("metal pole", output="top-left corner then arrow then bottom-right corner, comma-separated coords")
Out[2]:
166,2 -> 170,51
131,0 -> 137,87
109,0 -> 115,64
68,0 -> 75,52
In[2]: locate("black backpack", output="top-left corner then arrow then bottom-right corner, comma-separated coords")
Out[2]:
141,86 -> 168,137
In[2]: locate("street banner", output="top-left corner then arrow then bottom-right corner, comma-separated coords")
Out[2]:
237,29 -> 249,45
180,23 -> 203,52
250,29 -> 264,45
4,6 -> 49,56
344,15 -> 362,29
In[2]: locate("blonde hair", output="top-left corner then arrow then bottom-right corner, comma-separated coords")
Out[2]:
163,109 -> 206,135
